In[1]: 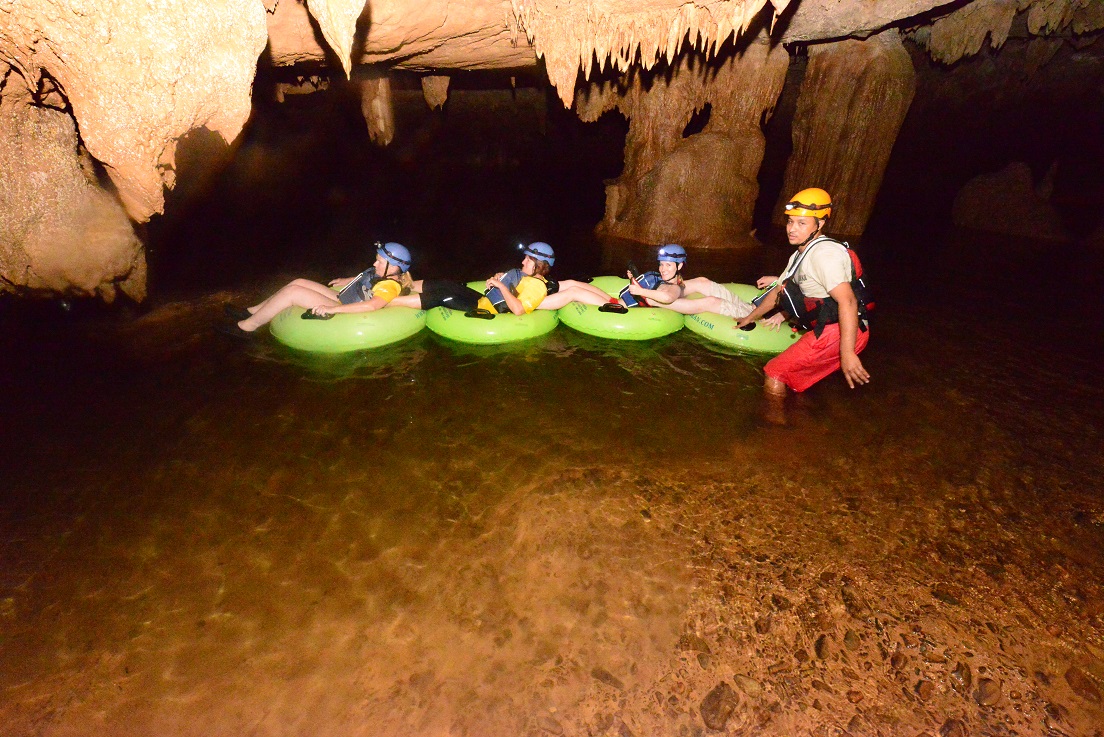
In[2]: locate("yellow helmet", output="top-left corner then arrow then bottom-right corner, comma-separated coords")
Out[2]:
783,187 -> 832,219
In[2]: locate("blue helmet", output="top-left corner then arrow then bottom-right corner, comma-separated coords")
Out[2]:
657,244 -> 686,264
514,240 -> 552,265
519,241 -> 555,266
376,241 -> 411,272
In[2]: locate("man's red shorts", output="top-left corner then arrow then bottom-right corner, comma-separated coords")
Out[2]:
764,323 -> 870,392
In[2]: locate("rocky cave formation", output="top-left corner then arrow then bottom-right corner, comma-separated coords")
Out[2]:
1,0 -> 1103,298
576,32 -> 789,249
776,30 -> 916,240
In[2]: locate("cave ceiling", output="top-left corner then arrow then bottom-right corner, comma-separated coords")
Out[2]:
1,0 -> 1101,227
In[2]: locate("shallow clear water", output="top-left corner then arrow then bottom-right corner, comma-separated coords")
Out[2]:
3,230 -> 1103,735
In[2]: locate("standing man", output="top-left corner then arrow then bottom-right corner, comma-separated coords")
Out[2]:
736,188 -> 871,418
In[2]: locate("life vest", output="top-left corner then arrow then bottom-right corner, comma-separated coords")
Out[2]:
619,271 -> 677,308
338,271 -> 408,305
777,237 -> 874,337
485,269 -> 552,313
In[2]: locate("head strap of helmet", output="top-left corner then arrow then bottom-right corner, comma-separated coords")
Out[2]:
784,199 -> 831,214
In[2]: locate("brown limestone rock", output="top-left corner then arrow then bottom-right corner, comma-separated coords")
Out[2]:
0,0 -> 268,222
699,681 -> 739,731
782,0 -> 949,43
422,75 -> 451,110
1064,665 -> 1101,704
582,34 -> 788,249
952,162 -> 1067,241
0,93 -> 145,301
778,29 -> 915,240
266,0 -> 329,66
359,74 -> 395,146
511,0 -> 776,107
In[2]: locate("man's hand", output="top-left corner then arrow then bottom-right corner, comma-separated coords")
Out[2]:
486,277 -> 505,291
756,275 -> 779,289
840,353 -> 870,389
761,313 -> 785,331
329,277 -> 354,289
735,315 -> 753,329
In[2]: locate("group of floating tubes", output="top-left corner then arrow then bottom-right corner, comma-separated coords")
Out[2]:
269,277 -> 803,354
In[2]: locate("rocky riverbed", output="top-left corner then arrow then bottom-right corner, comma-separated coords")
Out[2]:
1,267 -> 1102,736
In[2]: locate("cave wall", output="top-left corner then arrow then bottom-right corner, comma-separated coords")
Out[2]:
578,33 -> 789,249
2,0 -> 1104,298
0,0 -> 268,222
0,80 -> 145,301
874,30 -> 1104,239
777,30 -> 916,238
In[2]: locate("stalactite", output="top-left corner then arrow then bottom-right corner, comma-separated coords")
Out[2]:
358,75 -> 395,146
509,0 -> 776,107
305,0 -> 366,77
919,0 -> 1103,65
421,75 -> 450,110
579,32 -> 788,248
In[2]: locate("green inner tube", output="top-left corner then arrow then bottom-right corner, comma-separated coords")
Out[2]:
425,281 -> 559,345
683,283 -> 804,354
270,305 -> 427,354
558,276 -> 684,341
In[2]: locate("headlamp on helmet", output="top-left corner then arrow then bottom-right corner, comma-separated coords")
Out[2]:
518,241 -> 555,266
783,187 -> 832,219
657,244 -> 687,264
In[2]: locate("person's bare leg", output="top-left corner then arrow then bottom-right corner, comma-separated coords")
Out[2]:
762,375 -> 788,426
660,296 -> 726,315
248,279 -> 336,316
238,284 -> 339,331
537,285 -> 612,310
681,277 -> 716,297
556,280 -> 613,301
388,294 -> 423,309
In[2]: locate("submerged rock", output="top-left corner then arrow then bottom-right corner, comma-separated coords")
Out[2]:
950,662 -> 972,695
974,677 -> 1001,706
699,682 -> 738,731
538,715 -> 564,735
678,633 -> 712,654
1044,701 -> 1070,725
939,717 -> 968,737
931,584 -> 961,606
591,667 -> 625,691
841,585 -> 870,619
814,634 -> 830,659
1064,666 -> 1101,704
733,675 -> 761,697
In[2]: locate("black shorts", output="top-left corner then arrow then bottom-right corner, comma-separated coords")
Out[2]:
418,280 -> 482,311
